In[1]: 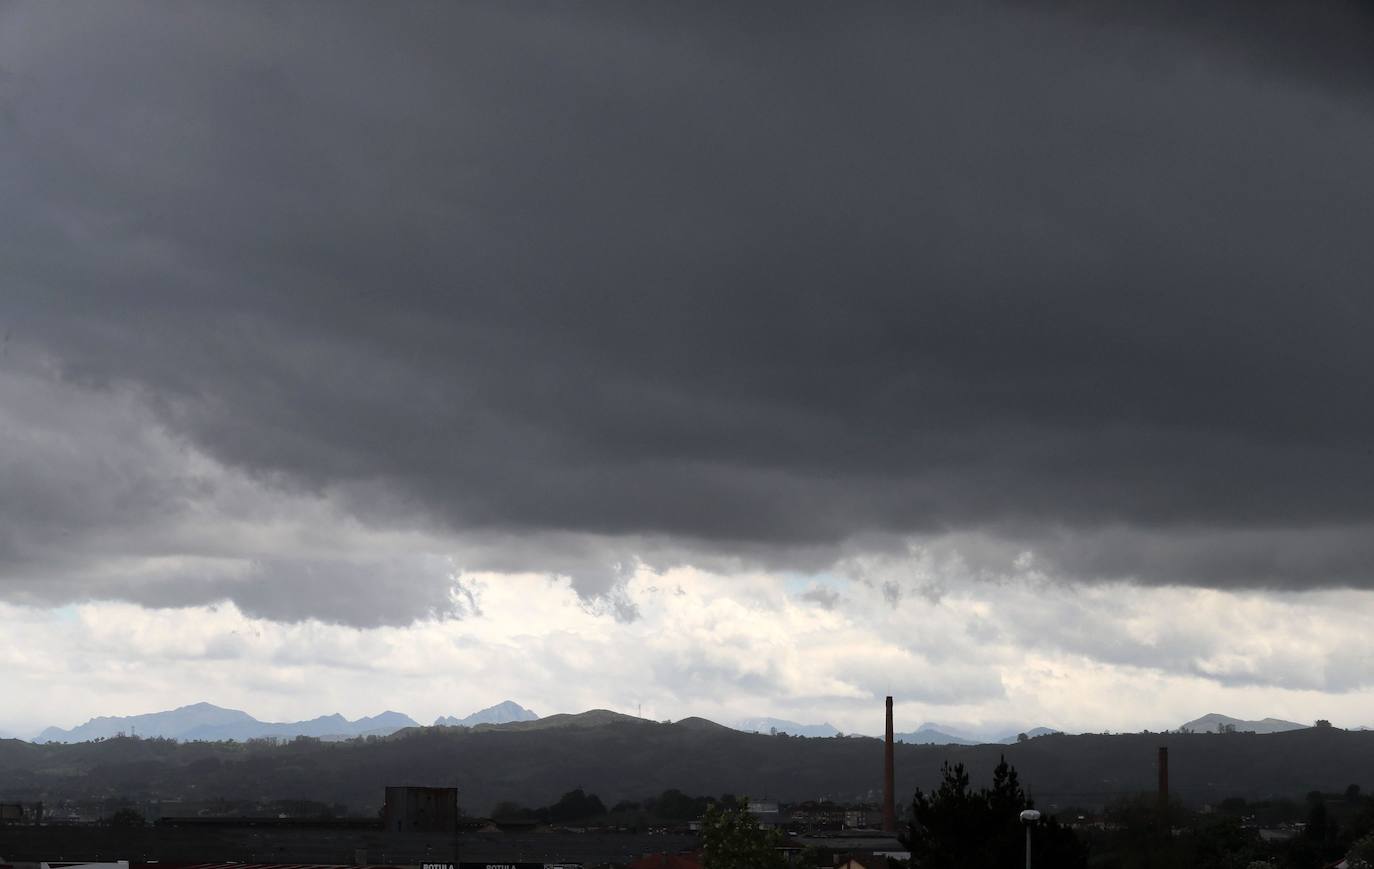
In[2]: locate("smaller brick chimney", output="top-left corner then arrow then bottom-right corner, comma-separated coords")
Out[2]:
883,696 -> 896,833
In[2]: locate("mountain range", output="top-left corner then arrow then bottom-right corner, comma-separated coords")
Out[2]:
736,713 -> 1329,744
28,702 -> 1331,745
730,717 -> 1061,744
895,725 -> 1061,745
2,708 -> 1365,815
33,700 -> 537,744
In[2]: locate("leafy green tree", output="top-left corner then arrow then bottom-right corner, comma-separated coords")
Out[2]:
1086,798 -> 1273,869
547,788 -> 607,822
1348,832 -> 1374,869
654,788 -> 710,820
1186,816 -> 1268,869
1305,791 -> 1331,845
700,801 -> 786,869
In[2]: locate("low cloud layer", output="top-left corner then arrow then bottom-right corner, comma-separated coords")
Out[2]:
2,1 -> 1373,628
4,572 -> 1374,740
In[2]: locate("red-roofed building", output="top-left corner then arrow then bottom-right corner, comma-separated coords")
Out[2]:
628,853 -> 703,869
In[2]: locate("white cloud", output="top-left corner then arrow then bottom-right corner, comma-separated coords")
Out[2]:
0,370 -> 1369,738
6,568 -> 1374,740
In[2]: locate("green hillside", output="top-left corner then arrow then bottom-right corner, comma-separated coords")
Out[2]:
1,715 -> 1370,816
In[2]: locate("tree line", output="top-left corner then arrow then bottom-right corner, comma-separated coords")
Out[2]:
694,756 -> 1374,868
491,788 -> 743,824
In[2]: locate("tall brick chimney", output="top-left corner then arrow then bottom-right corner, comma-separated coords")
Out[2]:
883,695 -> 896,833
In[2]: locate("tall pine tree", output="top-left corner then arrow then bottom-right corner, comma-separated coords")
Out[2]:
906,757 -> 1086,869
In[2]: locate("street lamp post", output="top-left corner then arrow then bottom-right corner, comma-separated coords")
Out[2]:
1019,809 -> 1041,869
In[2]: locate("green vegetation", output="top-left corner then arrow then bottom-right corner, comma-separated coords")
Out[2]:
491,788 -> 746,829
4,719 -> 1373,832
1348,832 -> 1374,868
1080,794 -> 1268,869
1072,784 -> 1374,868
490,788 -> 607,823
105,807 -> 146,828
907,757 -> 1086,869
700,800 -> 786,869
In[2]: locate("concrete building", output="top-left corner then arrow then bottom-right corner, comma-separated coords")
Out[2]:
381,786 -> 459,834
842,810 -> 869,830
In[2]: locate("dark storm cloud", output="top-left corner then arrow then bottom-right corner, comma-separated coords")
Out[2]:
3,0 -> 1374,615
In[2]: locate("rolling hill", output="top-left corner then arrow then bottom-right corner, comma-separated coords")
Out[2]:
2,712 -> 1366,817
1179,713 -> 1306,734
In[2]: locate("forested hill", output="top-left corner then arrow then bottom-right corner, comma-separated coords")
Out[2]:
1,712 -> 1370,816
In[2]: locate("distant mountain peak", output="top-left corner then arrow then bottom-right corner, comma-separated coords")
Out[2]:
733,717 -> 840,738
996,726 -> 1060,744
434,700 -> 539,728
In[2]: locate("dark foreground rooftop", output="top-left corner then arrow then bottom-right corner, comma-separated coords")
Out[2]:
0,825 -> 700,865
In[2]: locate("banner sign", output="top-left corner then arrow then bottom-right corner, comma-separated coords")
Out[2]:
423,863 -> 581,869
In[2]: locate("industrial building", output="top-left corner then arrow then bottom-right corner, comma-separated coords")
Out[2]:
381,787 -> 459,834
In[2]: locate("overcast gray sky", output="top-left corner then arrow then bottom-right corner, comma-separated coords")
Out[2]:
2,1 -> 1373,738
